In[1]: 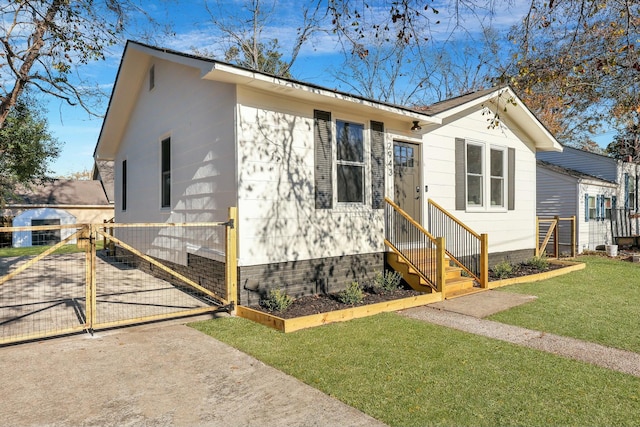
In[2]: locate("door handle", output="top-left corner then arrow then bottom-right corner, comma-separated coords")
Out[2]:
415,186 -> 420,199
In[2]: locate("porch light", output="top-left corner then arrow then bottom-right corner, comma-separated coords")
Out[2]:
410,121 -> 422,133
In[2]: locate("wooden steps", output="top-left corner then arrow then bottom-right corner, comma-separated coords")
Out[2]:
386,251 -> 476,296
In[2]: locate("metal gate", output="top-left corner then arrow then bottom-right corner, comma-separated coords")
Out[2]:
0,208 -> 237,345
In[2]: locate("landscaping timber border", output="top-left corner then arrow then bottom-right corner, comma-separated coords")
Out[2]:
488,260 -> 585,288
237,292 -> 443,333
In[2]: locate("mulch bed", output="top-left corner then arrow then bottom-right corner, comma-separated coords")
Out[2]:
487,261 -> 566,280
251,260 -> 571,319
251,287 -> 423,319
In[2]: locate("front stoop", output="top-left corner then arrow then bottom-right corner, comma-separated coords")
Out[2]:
386,252 -> 476,296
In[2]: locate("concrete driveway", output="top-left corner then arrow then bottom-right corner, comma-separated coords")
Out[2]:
0,316 -> 386,427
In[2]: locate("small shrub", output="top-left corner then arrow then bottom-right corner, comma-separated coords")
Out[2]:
370,270 -> 403,292
338,282 -> 364,305
260,289 -> 294,312
492,260 -> 513,279
527,254 -> 549,270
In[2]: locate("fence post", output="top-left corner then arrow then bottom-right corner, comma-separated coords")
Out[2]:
480,233 -> 489,288
554,216 -> 560,258
571,216 -> 576,257
535,216 -> 540,257
435,237 -> 445,298
225,207 -> 238,313
84,224 -> 97,332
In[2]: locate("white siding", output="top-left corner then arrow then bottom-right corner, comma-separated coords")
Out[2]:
423,109 -> 538,254
114,58 -> 237,226
235,86 -> 412,266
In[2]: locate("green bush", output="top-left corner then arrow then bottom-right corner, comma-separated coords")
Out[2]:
492,260 -> 513,279
527,254 -> 550,270
338,282 -> 364,305
260,289 -> 294,312
370,270 -> 403,292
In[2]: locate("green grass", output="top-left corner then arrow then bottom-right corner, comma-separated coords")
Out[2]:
191,313 -> 640,427
489,255 -> 640,353
0,240 -> 104,257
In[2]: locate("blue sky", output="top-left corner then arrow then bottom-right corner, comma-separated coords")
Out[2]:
44,0 -> 616,177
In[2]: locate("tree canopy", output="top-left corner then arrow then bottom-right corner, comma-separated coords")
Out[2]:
503,0 -> 640,147
0,96 -> 60,205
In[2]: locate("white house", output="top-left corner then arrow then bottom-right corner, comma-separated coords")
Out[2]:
537,146 -> 640,251
93,41 -> 562,305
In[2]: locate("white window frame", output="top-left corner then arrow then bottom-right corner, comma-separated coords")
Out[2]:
334,118 -> 369,207
489,146 -> 507,209
588,195 -> 597,220
465,141 -> 484,210
465,140 -> 507,211
604,196 -> 612,219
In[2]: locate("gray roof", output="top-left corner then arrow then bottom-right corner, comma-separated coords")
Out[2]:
537,160 -> 617,185
92,160 -> 115,203
8,180 -> 111,206
414,87 -> 503,115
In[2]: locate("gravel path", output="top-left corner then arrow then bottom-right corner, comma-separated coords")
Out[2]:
400,292 -> 640,378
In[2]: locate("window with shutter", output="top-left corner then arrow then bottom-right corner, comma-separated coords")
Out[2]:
314,110 -> 333,209
370,121 -> 385,209
314,111 -> 385,209
455,138 -> 513,211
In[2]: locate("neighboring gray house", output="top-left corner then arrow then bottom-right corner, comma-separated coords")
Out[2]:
537,160 -> 617,253
537,146 -> 640,252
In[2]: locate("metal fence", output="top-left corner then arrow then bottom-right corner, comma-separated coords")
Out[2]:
0,210 -> 237,345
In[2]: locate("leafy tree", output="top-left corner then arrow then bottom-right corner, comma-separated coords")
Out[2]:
503,0 -> 640,148
606,117 -> 640,162
202,0 -> 323,77
0,0 -> 166,129
0,97 -> 60,205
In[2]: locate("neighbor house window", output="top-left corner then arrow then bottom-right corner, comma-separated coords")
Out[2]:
588,196 -> 597,220
604,196 -> 612,219
336,120 -> 364,203
161,137 -> 171,208
122,159 -> 127,211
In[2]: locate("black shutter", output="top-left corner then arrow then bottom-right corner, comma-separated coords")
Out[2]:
370,121 -> 385,209
455,138 -> 466,210
508,147 -> 515,211
314,110 -> 333,209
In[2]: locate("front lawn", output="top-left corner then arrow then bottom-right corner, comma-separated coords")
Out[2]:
490,255 -> 640,353
191,313 -> 640,427
0,240 -> 104,257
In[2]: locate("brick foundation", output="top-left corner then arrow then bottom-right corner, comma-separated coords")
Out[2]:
237,252 -> 385,306
488,248 -> 536,267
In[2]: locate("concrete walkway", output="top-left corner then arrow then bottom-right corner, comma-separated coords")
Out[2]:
0,316 -> 386,427
400,290 -> 640,378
